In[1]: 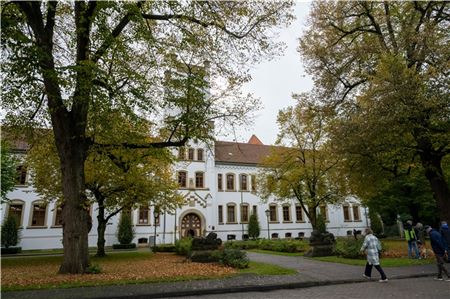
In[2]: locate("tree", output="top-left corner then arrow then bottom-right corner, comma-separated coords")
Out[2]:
258,95 -> 345,229
1,141 -> 17,202
27,114 -> 184,257
117,212 -> 134,245
247,213 -> 260,240
300,1 -> 450,222
2,1 -> 294,273
369,211 -> 383,237
1,216 -> 20,248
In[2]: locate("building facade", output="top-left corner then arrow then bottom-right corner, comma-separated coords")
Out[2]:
1,135 -> 369,250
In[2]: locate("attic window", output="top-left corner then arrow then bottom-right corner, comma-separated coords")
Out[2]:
228,152 -> 233,156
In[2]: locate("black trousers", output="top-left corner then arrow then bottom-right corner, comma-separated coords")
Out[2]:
435,255 -> 449,278
365,262 -> 387,280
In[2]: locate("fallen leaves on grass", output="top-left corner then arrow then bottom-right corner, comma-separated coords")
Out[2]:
1,253 -> 237,290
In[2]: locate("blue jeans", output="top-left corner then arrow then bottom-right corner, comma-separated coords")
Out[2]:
408,240 -> 420,258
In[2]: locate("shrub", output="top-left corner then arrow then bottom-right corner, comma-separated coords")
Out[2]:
370,211 -> 383,237
175,237 -> 192,256
86,263 -> 102,274
152,244 -> 176,252
248,213 -> 260,240
191,233 -> 222,250
218,248 -> 249,269
1,216 -> 20,248
117,212 -> 134,245
334,238 -> 364,259
112,243 -> 136,249
316,214 -> 327,233
1,247 -> 22,254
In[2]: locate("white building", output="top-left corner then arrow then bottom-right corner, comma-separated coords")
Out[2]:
1,135 -> 368,250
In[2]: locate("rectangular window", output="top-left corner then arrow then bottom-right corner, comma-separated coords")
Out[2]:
282,206 -> 291,222
353,205 -> 361,221
241,205 -> 249,223
227,205 -> 236,223
178,148 -> 185,160
188,148 -> 194,160
218,205 -> 223,223
269,205 -> 277,222
178,171 -> 187,188
251,175 -> 256,192
252,205 -> 257,216
139,205 -> 149,224
54,206 -> 63,226
195,172 -> 204,188
197,149 -> 204,161
240,174 -> 248,191
16,165 -> 27,185
226,174 -> 234,191
31,203 -> 46,226
217,174 -> 223,191
343,205 -> 351,221
8,204 -> 23,226
295,205 -> 303,222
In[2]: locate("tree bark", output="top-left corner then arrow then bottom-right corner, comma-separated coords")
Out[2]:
96,219 -> 107,257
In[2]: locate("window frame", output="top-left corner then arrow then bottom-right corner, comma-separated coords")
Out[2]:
282,205 -> 291,222
352,205 -> 361,221
240,174 -> 248,191
197,148 -> 204,161
240,203 -> 249,223
218,205 -> 223,224
178,171 -> 187,188
29,201 -> 48,228
343,204 -> 351,222
138,204 -> 150,225
15,165 -> 28,185
269,204 -> 278,222
217,173 -> 223,191
295,205 -> 304,222
188,148 -> 195,160
195,171 -> 204,188
226,173 -> 235,191
6,200 -> 25,227
226,203 -> 237,224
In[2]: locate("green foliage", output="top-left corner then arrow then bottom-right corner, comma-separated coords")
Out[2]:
112,243 -> 136,250
1,216 -> 20,248
369,211 -> 384,237
216,248 -> 249,269
1,246 -> 22,254
1,141 -> 17,201
334,238 -> 364,259
152,244 -> 176,252
175,237 -> 192,256
86,264 -> 102,274
316,214 -> 327,234
117,213 -> 134,245
225,239 -> 308,253
247,213 -> 260,240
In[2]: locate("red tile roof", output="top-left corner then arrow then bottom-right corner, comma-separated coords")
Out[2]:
214,140 -> 274,165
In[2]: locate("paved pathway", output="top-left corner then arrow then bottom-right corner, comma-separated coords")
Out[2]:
2,252 -> 439,299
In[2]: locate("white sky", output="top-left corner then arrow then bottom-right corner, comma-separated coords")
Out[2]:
220,1 -> 313,145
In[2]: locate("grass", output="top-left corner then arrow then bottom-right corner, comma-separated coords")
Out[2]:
248,249 -> 304,257
1,251 -> 296,292
240,261 -> 297,275
311,256 -> 434,267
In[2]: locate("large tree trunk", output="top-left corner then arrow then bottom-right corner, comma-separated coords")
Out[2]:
96,219 -> 107,257
57,134 -> 91,274
419,153 -> 450,223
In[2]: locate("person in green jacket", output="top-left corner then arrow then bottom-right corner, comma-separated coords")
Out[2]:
404,220 -> 420,259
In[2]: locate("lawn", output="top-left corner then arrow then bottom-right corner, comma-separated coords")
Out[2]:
1,251 -> 294,291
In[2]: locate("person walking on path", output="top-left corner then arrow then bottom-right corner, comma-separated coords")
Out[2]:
426,226 -> 450,281
404,220 -> 420,259
439,221 -> 450,253
415,222 -> 427,259
360,227 -> 388,282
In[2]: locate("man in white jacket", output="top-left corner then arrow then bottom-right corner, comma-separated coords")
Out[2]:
360,227 -> 388,282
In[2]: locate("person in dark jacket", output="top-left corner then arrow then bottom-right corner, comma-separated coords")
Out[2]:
439,221 -> 450,252
426,226 -> 450,281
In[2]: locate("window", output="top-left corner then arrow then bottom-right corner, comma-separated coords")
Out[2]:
241,204 -> 249,223
285,232 -> 292,239
251,175 -> 256,192
252,205 -> 257,216
8,202 -> 24,226
16,165 -> 27,185
188,148 -> 194,160
269,204 -> 277,222
226,174 -> 235,191
54,205 -> 63,226
178,171 -> 187,188
30,202 -> 47,227
227,204 -> 236,223
218,205 -> 223,223
295,205 -> 304,222
240,174 -> 248,191
353,205 -> 361,221
138,205 -> 150,225
195,172 -> 204,188
197,149 -> 204,161
343,205 -> 351,221
282,205 -> 291,222
217,174 -> 223,191
178,148 -> 185,160
271,233 -> 279,239
320,205 -> 328,221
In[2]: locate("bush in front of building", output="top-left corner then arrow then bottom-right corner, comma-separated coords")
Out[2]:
214,248 -> 249,269
225,239 -> 308,253
334,238 -> 365,259
175,237 -> 192,256
1,216 -> 21,254
112,243 -> 137,250
117,212 -> 135,245
152,244 -> 177,252
247,213 -> 260,240
369,211 -> 384,238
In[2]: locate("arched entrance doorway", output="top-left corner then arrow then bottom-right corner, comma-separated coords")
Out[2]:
181,213 -> 202,237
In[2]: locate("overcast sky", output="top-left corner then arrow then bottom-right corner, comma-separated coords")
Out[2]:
221,1 -> 313,145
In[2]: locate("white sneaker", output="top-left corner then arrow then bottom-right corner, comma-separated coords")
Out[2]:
363,274 -> 371,279
434,277 -> 443,281
379,279 -> 388,282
